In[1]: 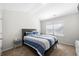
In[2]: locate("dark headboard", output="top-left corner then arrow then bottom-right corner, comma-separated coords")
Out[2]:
22,29 -> 36,45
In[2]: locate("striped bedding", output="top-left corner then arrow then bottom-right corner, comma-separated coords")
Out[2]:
31,35 -> 57,46
24,35 -> 57,56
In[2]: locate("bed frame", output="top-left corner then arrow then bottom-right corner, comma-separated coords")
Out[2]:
22,29 -> 58,56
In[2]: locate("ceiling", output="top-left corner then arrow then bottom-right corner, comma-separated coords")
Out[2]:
0,3 -> 78,20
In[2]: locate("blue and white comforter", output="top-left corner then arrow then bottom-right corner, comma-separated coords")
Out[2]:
31,35 -> 57,46
24,35 -> 57,56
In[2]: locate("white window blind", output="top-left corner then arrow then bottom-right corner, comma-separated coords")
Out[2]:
46,23 -> 64,36
46,24 -> 54,35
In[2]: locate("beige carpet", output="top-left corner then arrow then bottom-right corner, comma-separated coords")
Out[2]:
2,43 -> 75,56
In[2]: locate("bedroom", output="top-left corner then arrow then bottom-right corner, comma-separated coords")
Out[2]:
0,3 -> 79,56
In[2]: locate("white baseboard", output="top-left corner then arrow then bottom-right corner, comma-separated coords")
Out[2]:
2,44 -> 22,52
2,47 -> 13,52
59,42 -> 74,46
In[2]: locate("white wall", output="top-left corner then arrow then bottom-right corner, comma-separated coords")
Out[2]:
0,9 -> 3,55
0,9 -> 2,19
0,9 -> 3,40
0,9 -> 2,34
64,13 -> 79,45
2,10 -> 40,51
40,13 -> 79,46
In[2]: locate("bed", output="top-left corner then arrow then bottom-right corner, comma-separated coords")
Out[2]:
22,29 -> 58,56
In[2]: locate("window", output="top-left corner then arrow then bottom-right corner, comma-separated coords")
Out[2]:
46,24 -> 54,35
46,23 -> 64,36
54,23 -> 64,36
